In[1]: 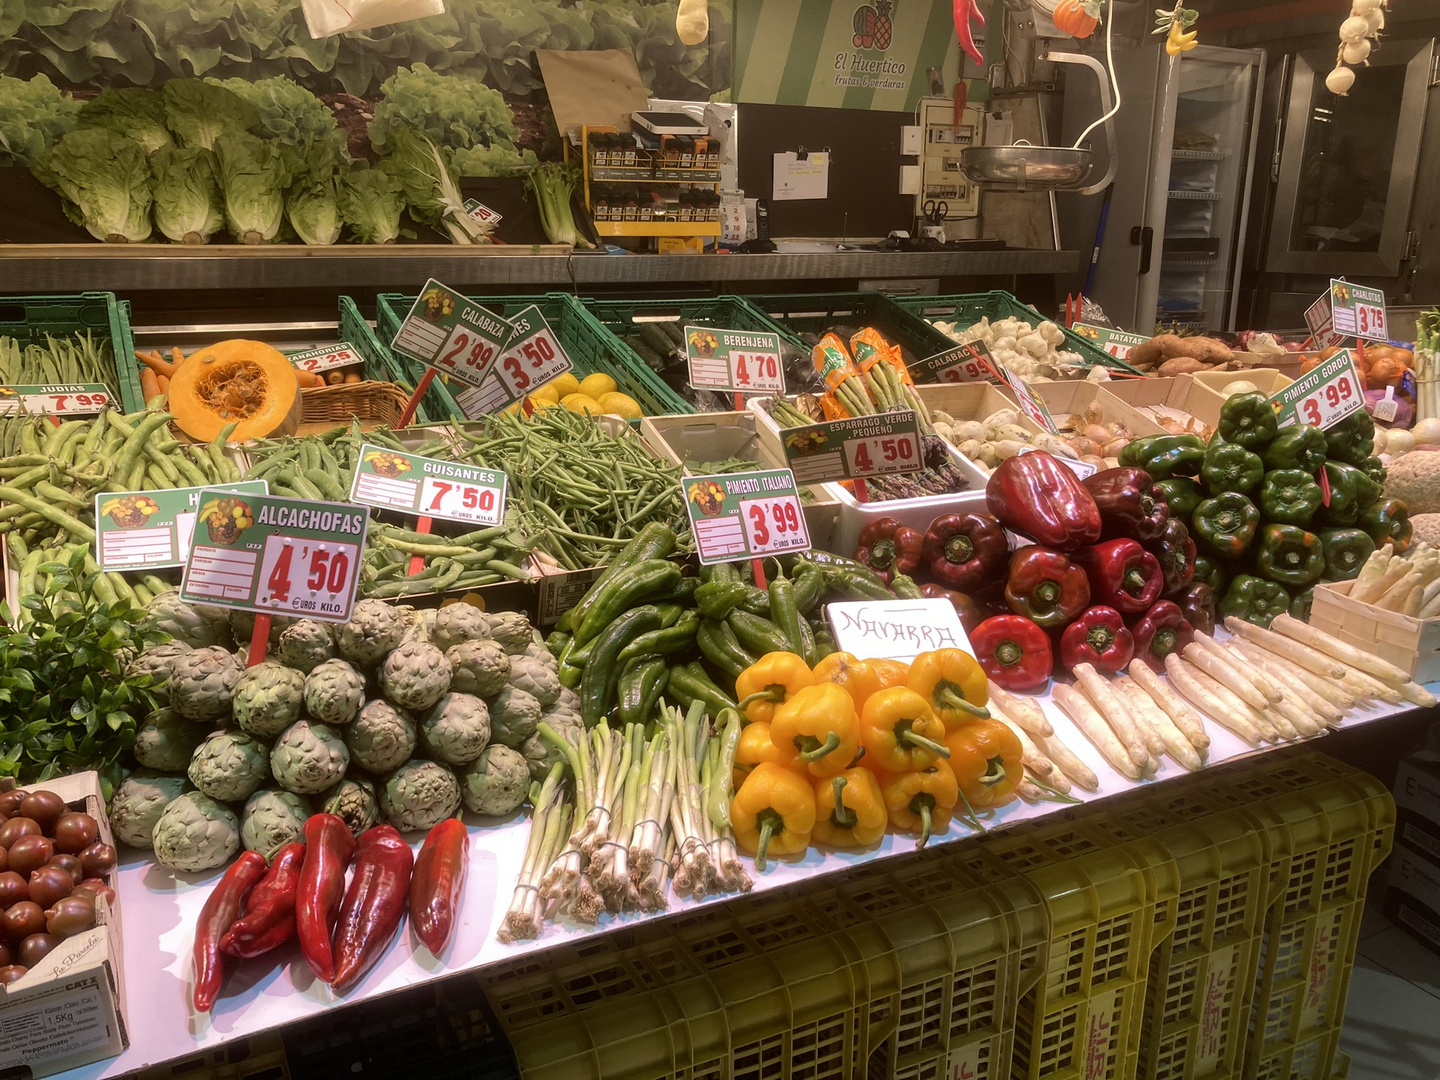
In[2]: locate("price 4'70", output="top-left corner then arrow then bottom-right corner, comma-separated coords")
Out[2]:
733,352 -> 780,388
267,545 -> 351,604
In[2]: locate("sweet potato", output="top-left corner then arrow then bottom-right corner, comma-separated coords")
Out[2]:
1158,356 -> 1207,376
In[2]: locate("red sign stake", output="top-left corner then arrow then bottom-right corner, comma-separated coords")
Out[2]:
247,614 -> 272,667
397,369 -> 436,429
854,478 -> 869,504
751,557 -> 767,590
409,516 -> 433,577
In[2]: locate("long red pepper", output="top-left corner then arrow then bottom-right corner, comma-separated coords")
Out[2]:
331,825 -> 414,993
411,818 -> 468,957
220,842 -> 305,959
192,851 -> 267,1013
296,814 -> 355,982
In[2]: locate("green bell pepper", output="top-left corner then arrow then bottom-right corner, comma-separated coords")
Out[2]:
1316,526 -> 1376,581
1360,456 -> 1387,485
1323,409 -> 1375,466
1258,468 -> 1323,527
1289,586 -> 1315,622
1119,434 -> 1206,480
1191,492 -> 1261,558
1254,524 -> 1325,587
1154,477 -> 1205,523
1192,554 -> 1231,594
1219,573 -> 1290,628
1201,441 -> 1264,495
1359,496 -> 1413,553
1261,426 -> 1326,473
1318,461 -> 1382,527
1217,392 -> 1279,450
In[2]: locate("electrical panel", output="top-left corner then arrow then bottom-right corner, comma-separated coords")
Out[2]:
915,96 -> 984,220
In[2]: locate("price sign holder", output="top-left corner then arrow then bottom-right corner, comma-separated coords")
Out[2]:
683,468 -> 810,584
0,384 -> 111,417
685,327 -> 786,404
1016,444 -> 1097,480
780,411 -> 923,493
462,199 -> 503,227
1002,368 -> 1059,433
1330,279 -> 1388,343
350,443 -> 506,528
1303,291 -> 1348,351
910,341 -> 1003,385
95,481 -> 268,572
826,598 -> 971,662
388,279 -> 518,425
180,490 -> 370,664
1270,349 -> 1364,431
286,342 -> 367,377
1071,323 -> 1150,361
452,305 -> 573,419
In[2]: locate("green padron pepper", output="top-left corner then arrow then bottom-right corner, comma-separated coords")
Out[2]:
1119,435 -> 1206,480
1192,555 -> 1231,594
1317,526 -> 1376,581
1359,496 -> 1413,553
1289,586 -> 1315,622
1324,409 -> 1375,466
1219,573 -> 1290,628
1262,425 -> 1327,473
1154,477 -> 1206,523
1319,461 -> 1382,527
1217,392 -> 1279,450
1201,440 -> 1264,495
1254,524 -> 1325,587
1192,492 -> 1261,558
1258,468 -> 1323,527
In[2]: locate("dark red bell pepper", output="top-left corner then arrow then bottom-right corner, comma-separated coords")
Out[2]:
411,817 -> 468,957
221,842 -> 305,960
985,450 -> 1102,551
296,813 -> 355,983
1082,467 -> 1170,543
1059,605 -> 1135,675
1130,600 -> 1195,671
919,582 -> 984,634
854,517 -> 924,584
1073,539 -> 1163,615
331,825 -> 414,993
1003,547 -> 1091,628
1175,582 -> 1216,636
193,851 -> 267,1013
1147,518 -> 1197,596
969,615 -> 1053,691
921,511 -> 1009,591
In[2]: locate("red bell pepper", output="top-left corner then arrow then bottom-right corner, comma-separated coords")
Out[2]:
1073,539 -> 1164,615
411,817 -> 469,957
331,825 -> 414,993
1059,605 -> 1135,675
296,813 -> 355,983
220,842 -> 304,959
919,582 -> 985,634
970,615 -> 1052,691
1082,467 -> 1170,543
192,851 -> 267,1013
1147,518 -> 1197,596
985,451 -> 1102,551
921,511 -> 1009,592
1130,599 -> 1195,671
1003,547 -> 1090,629
1175,582 -> 1216,636
854,517 -> 924,584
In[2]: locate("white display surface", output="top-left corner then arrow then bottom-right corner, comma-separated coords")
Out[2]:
60,676 -> 1435,1079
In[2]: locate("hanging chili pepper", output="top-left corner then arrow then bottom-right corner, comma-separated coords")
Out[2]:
1059,605 -> 1135,675
879,761 -> 959,848
969,615 -> 1053,691
859,687 -> 953,772
1004,547 -> 1090,628
920,511 -> 1010,591
810,769 -> 888,848
1073,538 -> 1164,615
906,647 -> 991,728
193,851 -> 268,1012
770,682 -> 861,777
853,518 -> 924,584
332,825 -> 414,993
411,817 -> 469,958
296,813 -> 356,983
1130,599 -> 1195,672
220,843 -> 305,960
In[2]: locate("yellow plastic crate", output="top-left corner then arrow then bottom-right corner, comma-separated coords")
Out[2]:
134,1031 -> 289,1080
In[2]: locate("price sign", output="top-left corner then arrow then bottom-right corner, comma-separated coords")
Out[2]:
826,599 -> 970,662
388,278 -> 516,389
95,481 -> 268,572
780,410 -> 923,484
1072,323 -> 1150,361
0,383 -> 110,416
349,443 -> 507,527
1330,279 -> 1388,342
453,305 -> 573,418
1270,349 -> 1364,431
1303,292 -> 1348,351
910,341 -> 1003,385
287,342 -> 366,376
180,490 -> 368,623
685,326 -> 786,395
1002,368 -> 1059,433
462,198 -> 503,227
1016,444 -> 1097,480
683,468 -> 810,565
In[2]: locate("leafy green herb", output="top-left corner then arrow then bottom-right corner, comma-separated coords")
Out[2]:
77,87 -> 173,154
367,63 -> 520,155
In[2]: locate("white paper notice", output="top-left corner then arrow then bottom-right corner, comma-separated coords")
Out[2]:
772,151 -> 829,201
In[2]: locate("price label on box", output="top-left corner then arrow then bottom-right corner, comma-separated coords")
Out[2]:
683,468 -> 810,565
910,341 -> 1003,385
1270,349 -> 1364,431
388,278 -> 516,389
453,305 -> 573,418
1002,368 -> 1059,433
180,490 -> 369,623
462,198 -> 503,227
95,480 -> 268,572
287,342 -> 367,376
349,443 -> 507,527
1016,444 -> 1097,479
685,326 -> 786,395
0,383 -> 111,416
1072,323 -> 1150,361
1330,279 -> 1388,342
780,410 -> 922,485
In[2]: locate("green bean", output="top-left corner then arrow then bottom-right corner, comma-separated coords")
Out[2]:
0,485 -> 93,541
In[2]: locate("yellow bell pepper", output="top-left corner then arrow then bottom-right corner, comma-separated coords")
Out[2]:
870,657 -> 911,690
859,687 -> 952,773
906,648 -> 990,729
731,762 -> 816,870
811,768 -> 887,848
734,721 -> 801,772
810,651 -> 882,714
734,651 -> 815,724
945,718 -> 1023,813
770,683 -> 861,778
879,761 -> 959,848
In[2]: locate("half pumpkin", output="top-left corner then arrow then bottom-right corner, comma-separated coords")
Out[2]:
170,339 -> 302,443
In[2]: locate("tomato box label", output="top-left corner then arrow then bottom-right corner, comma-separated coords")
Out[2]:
684,468 -> 810,564
388,279 -> 516,389
287,342 -> 367,376
95,481 -> 268,572
1271,349 -> 1363,431
1072,323 -> 1149,361
1016,444 -> 1097,479
827,599 -> 970,662
910,341 -> 1003,385
780,410 -> 923,484
453,305 -> 573,418
685,326 -> 786,395
349,444 -> 507,527
1330,278 -> 1387,342
0,384 -> 112,416
1304,291 -> 1348,351
180,491 -> 369,623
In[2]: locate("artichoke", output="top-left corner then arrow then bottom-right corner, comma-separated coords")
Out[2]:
522,715 -> 582,783
430,602 -> 492,652
380,641 -> 452,712
396,605 -> 434,646
233,661 -> 306,738
485,611 -> 534,653
125,641 -> 193,702
169,645 -> 244,721
322,776 -> 381,835
445,639 -> 510,698
144,592 -> 232,649
277,619 -> 337,673
380,760 -> 461,832
188,730 -> 271,802
418,692 -> 491,767
110,770 -> 187,849
152,791 -> 241,872
506,655 -> 560,707
555,685 -> 581,714
522,639 -> 556,665
336,598 -> 405,667
486,684 -> 542,749
240,788 -> 311,853
460,745 -> 529,816
345,699 -> 416,774
271,719 -> 350,794
303,658 -> 366,724
230,610 -> 296,648
133,707 -> 205,771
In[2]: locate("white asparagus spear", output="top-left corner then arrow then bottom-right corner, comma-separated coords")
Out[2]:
1398,680 -> 1439,708
1270,690 -> 1323,737
1162,654 -> 1262,745
1270,614 -> 1413,685
1052,683 -> 1143,780
1074,663 -> 1158,768
988,686 -> 1054,737
1231,640 -> 1355,712
1181,642 -> 1268,710
1126,659 -> 1210,750
1232,643 -> 1344,725
1193,633 -> 1282,704
1175,656 -> 1283,740
1015,779 -> 1042,804
1341,668 -> 1404,704
1034,729 -> 1100,792
1115,675 -> 1204,771
1222,617 -> 1347,679
992,710 -> 1054,777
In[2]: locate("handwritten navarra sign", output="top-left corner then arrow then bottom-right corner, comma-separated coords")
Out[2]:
826,598 -> 971,661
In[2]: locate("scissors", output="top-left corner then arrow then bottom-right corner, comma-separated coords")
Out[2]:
923,199 -> 948,226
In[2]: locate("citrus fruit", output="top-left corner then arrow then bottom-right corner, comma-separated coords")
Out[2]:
597,392 -> 642,420
562,393 -> 604,415
578,372 -> 617,399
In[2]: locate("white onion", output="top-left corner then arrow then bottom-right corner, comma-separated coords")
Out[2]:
1386,429 -> 1416,455
1365,7 -> 1384,31
1224,381 -> 1260,396
1350,0 -> 1379,12
1342,39 -> 1371,64
1411,417 -> 1440,446
1326,66 -> 1356,94
1339,14 -> 1370,40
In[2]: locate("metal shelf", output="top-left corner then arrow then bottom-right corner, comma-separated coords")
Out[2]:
591,168 -> 722,184
594,221 -> 722,237
1167,189 -> 1224,201
1171,149 -> 1226,161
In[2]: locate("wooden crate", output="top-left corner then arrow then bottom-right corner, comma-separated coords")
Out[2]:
1309,579 -> 1440,682
1186,368 -> 1294,428
1099,375 -> 1213,438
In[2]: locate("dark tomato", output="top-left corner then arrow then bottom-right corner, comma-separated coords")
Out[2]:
0,845 -> 7,874
6,836 -> 53,877
17,791 -> 65,833
0,871 -> 27,908
78,842 -> 117,878
0,790 -> 26,816
18,933 -> 60,968
27,866 -> 72,910
45,896 -> 96,938
45,854 -> 82,886
71,879 -> 116,906
51,813 -> 99,855
0,965 -> 26,985
0,940 -> 9,966
0,817 -> 39,848
3,901 -> 45,942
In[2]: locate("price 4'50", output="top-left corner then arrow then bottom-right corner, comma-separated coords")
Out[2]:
266,544 -> 351,603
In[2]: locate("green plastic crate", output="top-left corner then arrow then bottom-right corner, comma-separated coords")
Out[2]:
0,292 -> 142,411
335,294 -> 401,385
376,293 -> 693,422
888,290 -> 1144,375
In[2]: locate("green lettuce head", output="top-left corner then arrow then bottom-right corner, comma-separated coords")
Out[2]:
151,145 -> 223,244
32,129 -> 152,243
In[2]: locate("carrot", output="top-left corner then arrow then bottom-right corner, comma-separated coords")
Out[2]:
139,367 -> 160,401
327,371 -> 345,385
135,349 -> 178,379
156,375 -> 170,394
294,368 -> 321,388
343,372 -> 363,384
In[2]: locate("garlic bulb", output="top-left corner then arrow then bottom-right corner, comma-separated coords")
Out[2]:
1326,65 -> 1356,94
1364,6 -> 1385,31
1339,14 -> 1370,40
1350,0 -> 1379,10
1342,38 -> 1371,64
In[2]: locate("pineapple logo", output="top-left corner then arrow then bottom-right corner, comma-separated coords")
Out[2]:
364,450 -> 413,478
198,497 -> 254,546
853,0 -> 895,49
686,479 -> 727,517
100,494 -> 160,529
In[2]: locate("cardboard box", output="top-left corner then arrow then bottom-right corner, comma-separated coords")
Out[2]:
0,772 -> 126,1079
914,382 -> 1042,474
1385,841 -> 1440,960
1186,368 -> 1294,428
1393,753 -> 1440,852
1030,379 -> 1171,437
1099,376 -> 1212,438
1309,579 -> 1440,683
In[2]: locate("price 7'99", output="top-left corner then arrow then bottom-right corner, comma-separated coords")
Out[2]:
47,392 -> 107,412
1300,373 -> 1357,427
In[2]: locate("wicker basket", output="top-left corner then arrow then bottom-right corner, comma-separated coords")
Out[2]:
298,380 -> 412,433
